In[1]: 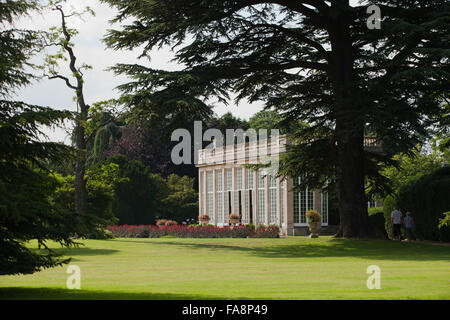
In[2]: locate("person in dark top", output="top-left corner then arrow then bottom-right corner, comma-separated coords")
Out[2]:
403,211 -> 415,243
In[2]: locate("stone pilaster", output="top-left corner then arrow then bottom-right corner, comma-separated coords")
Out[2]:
285,177 -> 294,236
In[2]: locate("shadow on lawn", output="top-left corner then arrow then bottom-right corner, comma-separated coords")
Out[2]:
29,246 -> 119,262
50,247 -> 119,257
0,287 -> 230,300
118,238 -> 450,262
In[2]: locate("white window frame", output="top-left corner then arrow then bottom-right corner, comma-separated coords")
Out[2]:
269,175 -> 277,225
294,177 -> 314,226
244,169 -> 254,225
321,191 -> 329,226
257,170 -> 266,225
206,171 -> 214,220
215,170 -> 223,224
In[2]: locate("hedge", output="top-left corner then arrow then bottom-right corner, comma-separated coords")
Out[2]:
383,195 -> 396,239
396,166 -> 450,241
368,207 -> 387,239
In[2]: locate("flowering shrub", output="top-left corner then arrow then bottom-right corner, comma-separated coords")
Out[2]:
252,225 -> 280,238
107,224 -> 280,238
306,210 -> 321,223
167,225 -> 232,238
231,225 -> 252,238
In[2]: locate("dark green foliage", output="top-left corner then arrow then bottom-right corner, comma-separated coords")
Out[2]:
439,211 -> 450,230
0,0 -> 40,95
368,209 -> 388,239
85,104 -> 124,169
383,195 -> 396,240
368,207 -> 383,215
0,169 -> 73,275
164,200 -> 198,223
327,186 -> 340,226
88,124 -> 122,168
397,166 -> 450,242
52,167 -> 119,238
248,109 -> 306,135
162,174 -> 198,222
0,0 -> 80,275
103,155 -> 199,225
108,155 -> 169,224
206,112 -> 249,133
378,147 -> 445,198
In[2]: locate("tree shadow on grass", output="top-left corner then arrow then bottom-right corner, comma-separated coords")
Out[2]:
117,238 -> 450,262
0,287 -> 232,300
28,246 -> 119,263
50,247 -> 119,257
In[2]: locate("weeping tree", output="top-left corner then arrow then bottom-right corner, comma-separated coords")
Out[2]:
85,100 -> 124,169
101,0 -> 449,237
0,0 -> 77,274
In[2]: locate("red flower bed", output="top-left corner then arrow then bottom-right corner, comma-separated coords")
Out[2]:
107,224 -> 280,238
252,225 -> 280,238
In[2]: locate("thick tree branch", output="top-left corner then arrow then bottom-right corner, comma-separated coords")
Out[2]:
45,73 -> 77,90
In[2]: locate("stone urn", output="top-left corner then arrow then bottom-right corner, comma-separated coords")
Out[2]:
306,210 -> 322,238
229,214 -> 240,227
308,221 -> 321,238
198,214 -> 210,226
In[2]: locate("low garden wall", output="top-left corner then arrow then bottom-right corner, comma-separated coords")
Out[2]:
107,224 -> 280,238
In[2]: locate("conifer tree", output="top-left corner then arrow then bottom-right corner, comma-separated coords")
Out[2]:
0,0 -> 75,274
101,0 -> 449,237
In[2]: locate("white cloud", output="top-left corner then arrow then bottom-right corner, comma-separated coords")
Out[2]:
14,0 -> 265,142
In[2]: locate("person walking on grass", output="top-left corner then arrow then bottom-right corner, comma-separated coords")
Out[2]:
403,212 -> 415,243
391,206 -> 403,241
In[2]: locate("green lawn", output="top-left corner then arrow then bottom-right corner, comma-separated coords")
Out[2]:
0,237 -> 449,299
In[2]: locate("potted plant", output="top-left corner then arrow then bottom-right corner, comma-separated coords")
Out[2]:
306,209 -> 321,238
229,213 -> 240,226
198,214 -> 210,226
156,219 -> 167,227
165,220 -> 178,226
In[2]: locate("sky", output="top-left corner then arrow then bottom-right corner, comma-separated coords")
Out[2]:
15,0 -> 265,143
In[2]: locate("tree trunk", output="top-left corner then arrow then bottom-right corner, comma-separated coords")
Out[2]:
73,87 -> 89,216
334,123 -> 374,237
74,116 -> 88,215
56,6 -> 90,217
329,1 -> 374,238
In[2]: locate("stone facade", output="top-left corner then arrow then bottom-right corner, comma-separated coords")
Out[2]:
196,135 -> 330,236
196,134 -> 382,236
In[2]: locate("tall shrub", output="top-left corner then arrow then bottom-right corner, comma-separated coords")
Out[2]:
383,195 -> 396,239
368,208 -> 387,239
397,166 -> 450,241
108,155 -> 169,225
